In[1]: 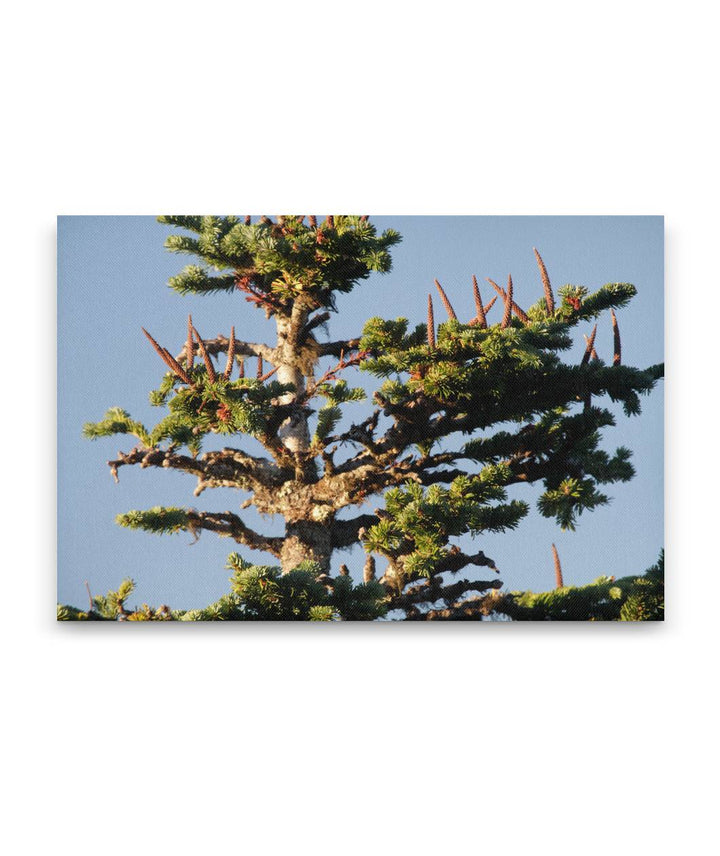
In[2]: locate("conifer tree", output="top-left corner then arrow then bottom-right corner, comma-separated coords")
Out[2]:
64,215 -> 663,620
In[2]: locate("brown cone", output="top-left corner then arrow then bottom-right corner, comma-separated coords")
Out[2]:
141,327 -> 192,385
552,543 -> 564,589
581,324 -> 598,366
427,294 -> 436,349
191,326 -> 217,384
434,279 -> 458,320
611,309 -> 621,366
534,248 -> 555,315
224,326 -> 236,380
472,275 -> 487,328
501,274 -> 513,328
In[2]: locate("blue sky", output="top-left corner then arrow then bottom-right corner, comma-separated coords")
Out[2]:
57,216 -> 664,612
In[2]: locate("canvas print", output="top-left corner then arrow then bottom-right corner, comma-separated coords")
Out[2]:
57,216 -> 664,621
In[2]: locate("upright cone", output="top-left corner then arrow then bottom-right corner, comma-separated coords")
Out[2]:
472,275 -> 487,328
224,326 -> 236,380
434,279 -> 457,320
534,248 -> 555,315
501,274 -> 513,328
611,309 -> 622,366
552,543 -> 564,589
427,294 -> 436,349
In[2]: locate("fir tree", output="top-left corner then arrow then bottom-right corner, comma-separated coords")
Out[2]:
64,215 -> 663,621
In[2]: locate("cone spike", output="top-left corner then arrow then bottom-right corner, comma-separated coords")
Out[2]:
472,275 -> 487,328
501,274 -> 513,328
191,325 -> 217,383
484,295 -> 498,315
552,543 -> 564,589
427,294 -> 436,349
487,277 -> 529,323
581,323 -> 598,366
186,315 -> 194,372
224,326 -> 236,380
486,278 -> 504,299
583,334 -> 598,361
258,365 -> 278,383
534,248 -> 555,315
611,309 -> 621,365
141,327 -> 192,385
433,279 -> 457,320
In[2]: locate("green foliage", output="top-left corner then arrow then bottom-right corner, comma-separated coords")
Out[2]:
58,555 -> 388,621
116,507 -> 190,535
59,552 -> 663,622
360,316 -> 411,350
576,282 -> 637,319
91,578 -> 136,619
75,217 -> 664,621
364,473 -> 526,580
313,405 -> 342,443
86,372 -> 298,457
312,378 -> 366,444
494,551 -> 664,621
168,265 -> 237,296
158,215 -> 401,309
315,378 -> 366,405
537,478 -> 609,532
83,407 -> 151,447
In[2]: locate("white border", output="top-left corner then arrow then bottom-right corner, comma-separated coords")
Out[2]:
3,3 -> 713,853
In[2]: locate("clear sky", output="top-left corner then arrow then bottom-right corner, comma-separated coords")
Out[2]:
57,216 -> 664,612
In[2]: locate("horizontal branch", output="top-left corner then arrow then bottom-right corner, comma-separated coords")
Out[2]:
108,447 -> 202,483
391,576 -> 503,613
330,514 -> 380,549
418,468 -> 468,485
382,547 -> 500,592
300,312 -> 331,342
107,445 -> 290,492
176,335 -> 276,365
404,588 -> 502,620
436,547 -> 499,574
186,510 -> 283,557
318,337 -> 361,357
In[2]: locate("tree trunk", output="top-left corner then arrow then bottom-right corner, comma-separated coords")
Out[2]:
274,303 -> 332,572
279,520 -> 333,574
275,307 -> 312,454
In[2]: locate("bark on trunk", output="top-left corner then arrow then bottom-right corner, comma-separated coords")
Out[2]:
280,520 -> 333,573
275,309 -> 311,454
274,303 -> 334,572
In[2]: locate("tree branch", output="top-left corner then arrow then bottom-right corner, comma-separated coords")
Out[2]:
186,510 -> 283,557
418,468 -> 468,485
390,576 -> 503,613
107,445 -> 290,493
330,514 -> 380,549
299,312 -> 331,342
436,547 -> 500,574
318,337 -> 361,357
404,589 -> 503,620
176,335 -> 276,366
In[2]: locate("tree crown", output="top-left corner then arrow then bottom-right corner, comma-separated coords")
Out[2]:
72,215 -> 663,620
